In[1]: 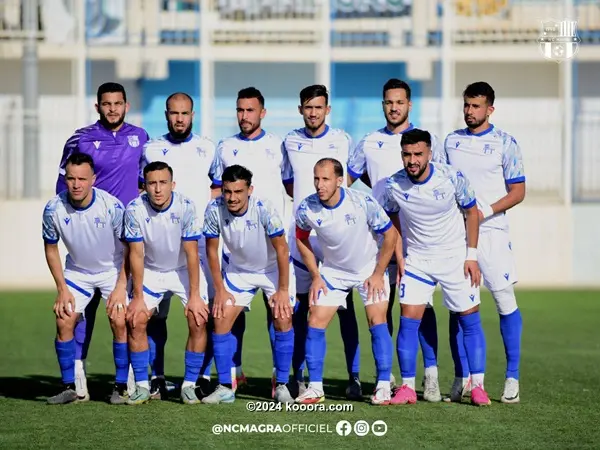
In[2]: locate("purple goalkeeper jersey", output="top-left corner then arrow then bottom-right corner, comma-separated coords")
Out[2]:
55,121 -> 149,206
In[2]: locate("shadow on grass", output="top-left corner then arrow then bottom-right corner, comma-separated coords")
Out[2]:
0,375 -> 378,404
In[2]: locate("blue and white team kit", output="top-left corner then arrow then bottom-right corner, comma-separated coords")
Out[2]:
295,187 -> 393,308
42,188 -> 126,314
123,191 -> 209,311
379,162 -> 481,312
444,125 -> 525,294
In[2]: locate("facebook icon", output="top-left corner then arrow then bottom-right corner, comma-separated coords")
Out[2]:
336,420 -> 352,436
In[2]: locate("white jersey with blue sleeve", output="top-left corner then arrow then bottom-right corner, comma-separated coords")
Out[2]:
295,187 -> 392,278
284,125 -> 352,214
140,133 -> 216,226
347,124 -> 446,200
210,130 -> 291,217
444,125 -> 525,232
42,187 -> 125,274
379,162 -> 477,259
123,191 -> 202,272
203,195 -> 285,274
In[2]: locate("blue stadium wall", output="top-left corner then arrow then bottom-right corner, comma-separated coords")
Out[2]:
138,60 -> 424,143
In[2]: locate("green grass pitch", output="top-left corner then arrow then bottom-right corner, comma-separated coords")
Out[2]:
0,290 -> 599,449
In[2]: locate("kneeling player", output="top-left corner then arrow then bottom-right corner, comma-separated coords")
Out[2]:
124,161 -> 209,405
295,158 -> 397,405
44,153 -> 130,405
380,129 -> 490,406
201,165 -> 295,404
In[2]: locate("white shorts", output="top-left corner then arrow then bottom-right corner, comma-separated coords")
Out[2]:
316,266 -> 390,309
289,222 -> 324,295
140,266 -> 209,313
223,263 -> 296,311
478,229 -> 518,292
399,253 -> 480,313
64,268 -> 122,317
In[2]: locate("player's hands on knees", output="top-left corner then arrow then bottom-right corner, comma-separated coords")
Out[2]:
270,288 -> 292,320
185,292 -> 209,326
309,277 -> 327,307
364,273 -> 386,303
106,286 -> 127,321
464,260 -> 481,287
126,296 -> 150,328
53,289 -> 75,319
396,258 -> 405,285
212,289 -> 235,319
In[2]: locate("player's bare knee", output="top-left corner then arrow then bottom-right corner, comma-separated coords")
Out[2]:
491,284 -> 518,315
186,314 -> 207,333
308,306 -> 337,329
109,317 -> 127,341
56,315 -> 77,341
365,301 -> 388,327
273,316 -> 292,332
400,303 -> 427,320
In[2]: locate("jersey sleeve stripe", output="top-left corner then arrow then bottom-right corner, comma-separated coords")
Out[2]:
222,252 -> 230,264
43,237 -> 59,244
182,235 -> 201,241
212,179 -> 223,186
347,166 -> 363,179
506,176 -> 526,184
282,177 -> 294,185
124,236 -> 143,242
374,220 -> 392,234
404,270 -> 436,287
462,199 -> 477,209
65,278 -> 93,298
268,229 -> 285,238
203,232 -> 219,238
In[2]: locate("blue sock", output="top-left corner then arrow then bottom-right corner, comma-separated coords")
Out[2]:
147,318 -> 167,377
74,320 -> 86,361
292,294 -> 309,381
274,329 -> 294,383
112,341 -> 129,384
500,308 -> 522,379
130,350 -> 149,383
449,312 -> 470,378
338,292 -> 360,378
458,312 -> 486,376
213,332 -> 233,385
55,338 -> 76,384
397,316 -> 421,379
184,350 -> 205,383
370,323 -> 392,382
200,323 -> 214,378
305,327 -> 326,382
419,307 -> 439,368
231,312 -> 245,368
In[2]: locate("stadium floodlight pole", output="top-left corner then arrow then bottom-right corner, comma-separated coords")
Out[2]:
562,0 -> 574,206
441,0 -> 455,137
22,0 -> 40,198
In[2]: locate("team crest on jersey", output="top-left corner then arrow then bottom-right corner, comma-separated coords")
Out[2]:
344,213 -> 357,225
433,189 -> 446,200
245,220 -> 258,230
128,135 -> 140,148
483,144 -> 494,154
197,147 -> 206,157
170,213 -> 180,224
328,144 -> 335,150
94,217 -> 106,228
265,148 -> 275,159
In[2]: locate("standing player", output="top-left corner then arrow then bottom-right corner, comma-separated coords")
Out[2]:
200,165 -> 295,404
347,78 -> 444,400
284,84 -> 363,400
124,161 -> 209,405
210,87 -> 293,391
294,158 -> 397,405
140,92 -> 217,399
55,82 -> 149,400
444,82 -> 525,404
44,153 -> 130,405
380,129 -> 491,406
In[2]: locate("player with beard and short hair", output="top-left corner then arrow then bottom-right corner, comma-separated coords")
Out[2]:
140,92 -> 218,399
208,87 -> 293,397
283,85 -> 363,401
443,82 -> 526,404
54,82 -> 149,401
347,78 -> 445,401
